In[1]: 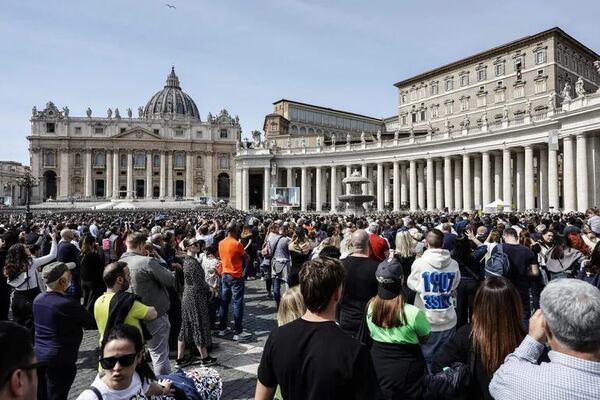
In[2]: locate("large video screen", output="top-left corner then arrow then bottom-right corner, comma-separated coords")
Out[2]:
271,187 -> 300,207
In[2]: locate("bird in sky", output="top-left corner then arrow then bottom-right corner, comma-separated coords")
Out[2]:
165,3 -> 176,9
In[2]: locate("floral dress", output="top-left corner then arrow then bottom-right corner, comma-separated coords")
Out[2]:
178,256 -> 212,348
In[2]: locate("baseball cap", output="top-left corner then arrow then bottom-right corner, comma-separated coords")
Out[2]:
41,261 -> 76,284
375,257 -> 404,300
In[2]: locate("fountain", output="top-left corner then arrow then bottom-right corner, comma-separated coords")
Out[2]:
337,171 -> 375,215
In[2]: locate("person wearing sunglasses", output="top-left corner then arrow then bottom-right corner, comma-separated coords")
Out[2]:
76,324 -> 173,400
0,321 -> 40,400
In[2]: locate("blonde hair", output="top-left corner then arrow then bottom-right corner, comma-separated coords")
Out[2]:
277,286 -> 306,326
395,231 -> 416,258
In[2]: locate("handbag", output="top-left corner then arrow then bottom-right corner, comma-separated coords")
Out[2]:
272,259 -> 289,275
424,350 -> 475,400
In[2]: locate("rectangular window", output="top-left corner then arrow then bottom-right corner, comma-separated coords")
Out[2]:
120,128 -> 126,133
419,87 -> 426,98
46,123 -> 55,133
196,130 -> 203,138
175,129 -> 184,136
477,95 -> 487,108
445,80 -> 453,91
410,89 -> 417,100
430,83 -> 438,95
401,115 -> 407,125
411,113 -> 417,123
420,110 -> 426,121
514,86 -> 525,99
535,80 -> 547,94
460,98 -> 469,111
220,129 -> 228,139
94,127 -> 104,135
74,127 -> 82,135
401,94 -> 407,104
495,91 -> 505,103
514,57 -> 524,71
535,51 -> 546,65
153,129 -> 160,135
431,106 -> 439,118
495,63 -> 504,76
445,102 -> 454,115
460,75 -> 469,87
477,69 -> 486,81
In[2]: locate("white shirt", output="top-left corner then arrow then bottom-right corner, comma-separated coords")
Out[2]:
76,373 -> 149,400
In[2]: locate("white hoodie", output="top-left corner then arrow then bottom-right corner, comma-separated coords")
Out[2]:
407,248 -> 461,332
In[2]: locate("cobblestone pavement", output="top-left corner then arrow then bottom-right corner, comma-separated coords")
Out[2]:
68,278 -> 277,399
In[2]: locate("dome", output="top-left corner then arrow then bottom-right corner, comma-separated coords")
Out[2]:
144,67 -> 200,120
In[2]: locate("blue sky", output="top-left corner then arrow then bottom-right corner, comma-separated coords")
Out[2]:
2,0 -> 599,164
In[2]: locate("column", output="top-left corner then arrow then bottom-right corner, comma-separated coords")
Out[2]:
84,150 -> 92,198
444,157 -> 453,210
263,166 -> 271,210
235,166 -> 242,209
185,152 -> 193,198
105,150 -> 112,200
474,155 -> 482,210
112,150 -> 119,198
548,146 -> 559,211
435,159 -> 443,210
159,151 -> 166,199
286,167 -> 293,188
426,158 -> 434,211
315,166 -> 322,212
417,162 -> 425,210
242,167 -> 249,211
383,164 -> 391,208
539,147 -> 548,210
392,161 -> 400,211
146,152 -> 153,199
516,151 -> 525,211
167,152 -> 173,198
306,168 -> 313,209
345,165 -> 352,194
330,166 -> 337,212
400,163 -> 408,206
524,146 -> 535,210
361,164 -> 368,194
576,134 -> 589,211
409,160 -> 417,211
59,150 -> 71,199
368,166 -> 374,196
482,152 -> 491,206
301,167 -> 308,211
376,163 -> 384,210
204,152 -> 213,197
494,153 -> 503,200
503,149 -> 512,209
563,136 -> 576,211
462,154 -> 472,211
126,151 -> 133,199
454,158 -> 462,210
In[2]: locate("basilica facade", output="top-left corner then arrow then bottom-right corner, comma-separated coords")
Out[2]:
236,27 -> 600,213
28,68 -> 239,203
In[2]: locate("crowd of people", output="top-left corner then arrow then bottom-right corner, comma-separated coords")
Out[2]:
0,207 -> 599,399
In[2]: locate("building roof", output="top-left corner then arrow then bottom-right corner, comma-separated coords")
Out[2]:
394,27 -> 600,88
144,67 -> 201,120
273,99 -> 383,122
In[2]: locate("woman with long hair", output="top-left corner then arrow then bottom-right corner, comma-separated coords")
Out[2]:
366,258 -> 431,400
393,230 -> 417,304
3,232 -> 58,331
546,234 -> 586,280
566,231 -> 591,258
288,226 -> 311,287
433,277 -> 526,399
76,324 -> 173,399
175,238 -> 216,368
78,234 -> 106,314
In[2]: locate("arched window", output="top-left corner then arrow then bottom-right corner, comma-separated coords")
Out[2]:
219,154 -> 229,170
153,154 -> 160,168
120,154 -> 127,168
134,153 -> 145,168
74,153 -> 81,166
45,150 -> 55,167
94,152 -> 105,166
174,153 -> 185,168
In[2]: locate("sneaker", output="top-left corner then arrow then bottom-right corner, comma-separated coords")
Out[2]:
260,276 -> 265,281
200,356 -> 217,366
233,331 -> 253,341
217,327 -> 232,337
175,357 -> 191,369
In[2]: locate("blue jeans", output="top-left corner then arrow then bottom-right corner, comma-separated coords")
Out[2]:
422,327 -> 455,373
219,274 -> 245,333
273,276 -> 285,308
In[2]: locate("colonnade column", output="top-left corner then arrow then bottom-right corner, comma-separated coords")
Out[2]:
494,153 -> 503,200
473,155 -> 481,210
576,134 -> 589,211
159,151 -> 166,199
392,161 -> 400,212
417,162 -> 425,210
330,166 -> 337,212
563,136 -> 576,211
345,165 -> 352,194
105,150 -> 112,200
538,147 -> 548,211
524,146 -> 534,210
146,153 -> 153,199
126,150 -> 133,199
435,160 -> 443,210
185,152 -> 193,198
315,166 -> 323,212
516,151 -> 525,211
444,157 -> 453,210
548,146 -> 559,210
286,167 -> 293,188
384,165 -> 391,208
361,164 -> 368,194
502,149 -> 511,209
167,152 -> 173,198
377,163 -> 384,210
409,160 -> 417,211
242,167 -> 249,211
462,154 -> 471,211
84,150 -> 92,198
400,163 -> 408,206
301,167 -> 308,211
454,159 -> 462,210
426,158 -> 435,211
482,151 -> 491,206
112,150 -> 119,198
263,166 -> 271,210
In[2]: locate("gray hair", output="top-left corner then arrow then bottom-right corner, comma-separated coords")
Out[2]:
368,222 -> 380,235
540,279 -> 600,352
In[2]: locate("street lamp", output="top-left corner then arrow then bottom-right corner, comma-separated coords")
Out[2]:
16,172 -> 38,222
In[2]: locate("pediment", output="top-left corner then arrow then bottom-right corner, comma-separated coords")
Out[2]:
113,127 -> 162,140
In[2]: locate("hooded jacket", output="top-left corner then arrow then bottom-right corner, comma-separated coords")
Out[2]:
407,248 -> 461,332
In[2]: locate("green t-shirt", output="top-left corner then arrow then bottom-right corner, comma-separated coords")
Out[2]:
366,303 -> 431,344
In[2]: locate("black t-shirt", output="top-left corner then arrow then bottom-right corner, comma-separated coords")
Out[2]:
492,243 -> 537,316
338,256 -> 379,336
257,318 -> 377,400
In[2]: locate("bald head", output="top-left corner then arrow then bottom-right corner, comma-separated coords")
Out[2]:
351,229 -> 369,255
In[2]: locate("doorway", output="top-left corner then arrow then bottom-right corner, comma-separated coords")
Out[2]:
94,180 -> 105,198
135,180 -> 145,198
175,180 -> 184,198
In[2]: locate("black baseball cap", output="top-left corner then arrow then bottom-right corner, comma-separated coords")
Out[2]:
375,257 -> 404,300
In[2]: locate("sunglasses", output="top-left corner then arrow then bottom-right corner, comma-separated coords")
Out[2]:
99,353 -> 138,370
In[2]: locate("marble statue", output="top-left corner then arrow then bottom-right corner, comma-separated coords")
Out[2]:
32,106 -> 37,117
394,130 -> 399,141
360,131 -> 365,144
114,108 -> 121,119
376,129 -> 381,142
251,130 -> 261,148
409,124 -> 415,137
62,106 -> 69,117
86,107 -> 92,118
331,133 -> 336,146
525,100 -> 532,116
138,106 -> 144,118
107,108 -> 113,119
235,115 -> 239,125
427,120 -> 433,134
481,113 -> 489,126
548,91 -> 557,111
207,112 -> 214,123
463,114 -> 470,129
502,105 -> 509,120
562,81 -> 572,101
445,118 -> 451,133
301,136 -> 307,148
575,77 -> 586,97
287,136 -> 291,149
127,108 -> 133,118
346,132 -> 351,144
316,135 -> 322,147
